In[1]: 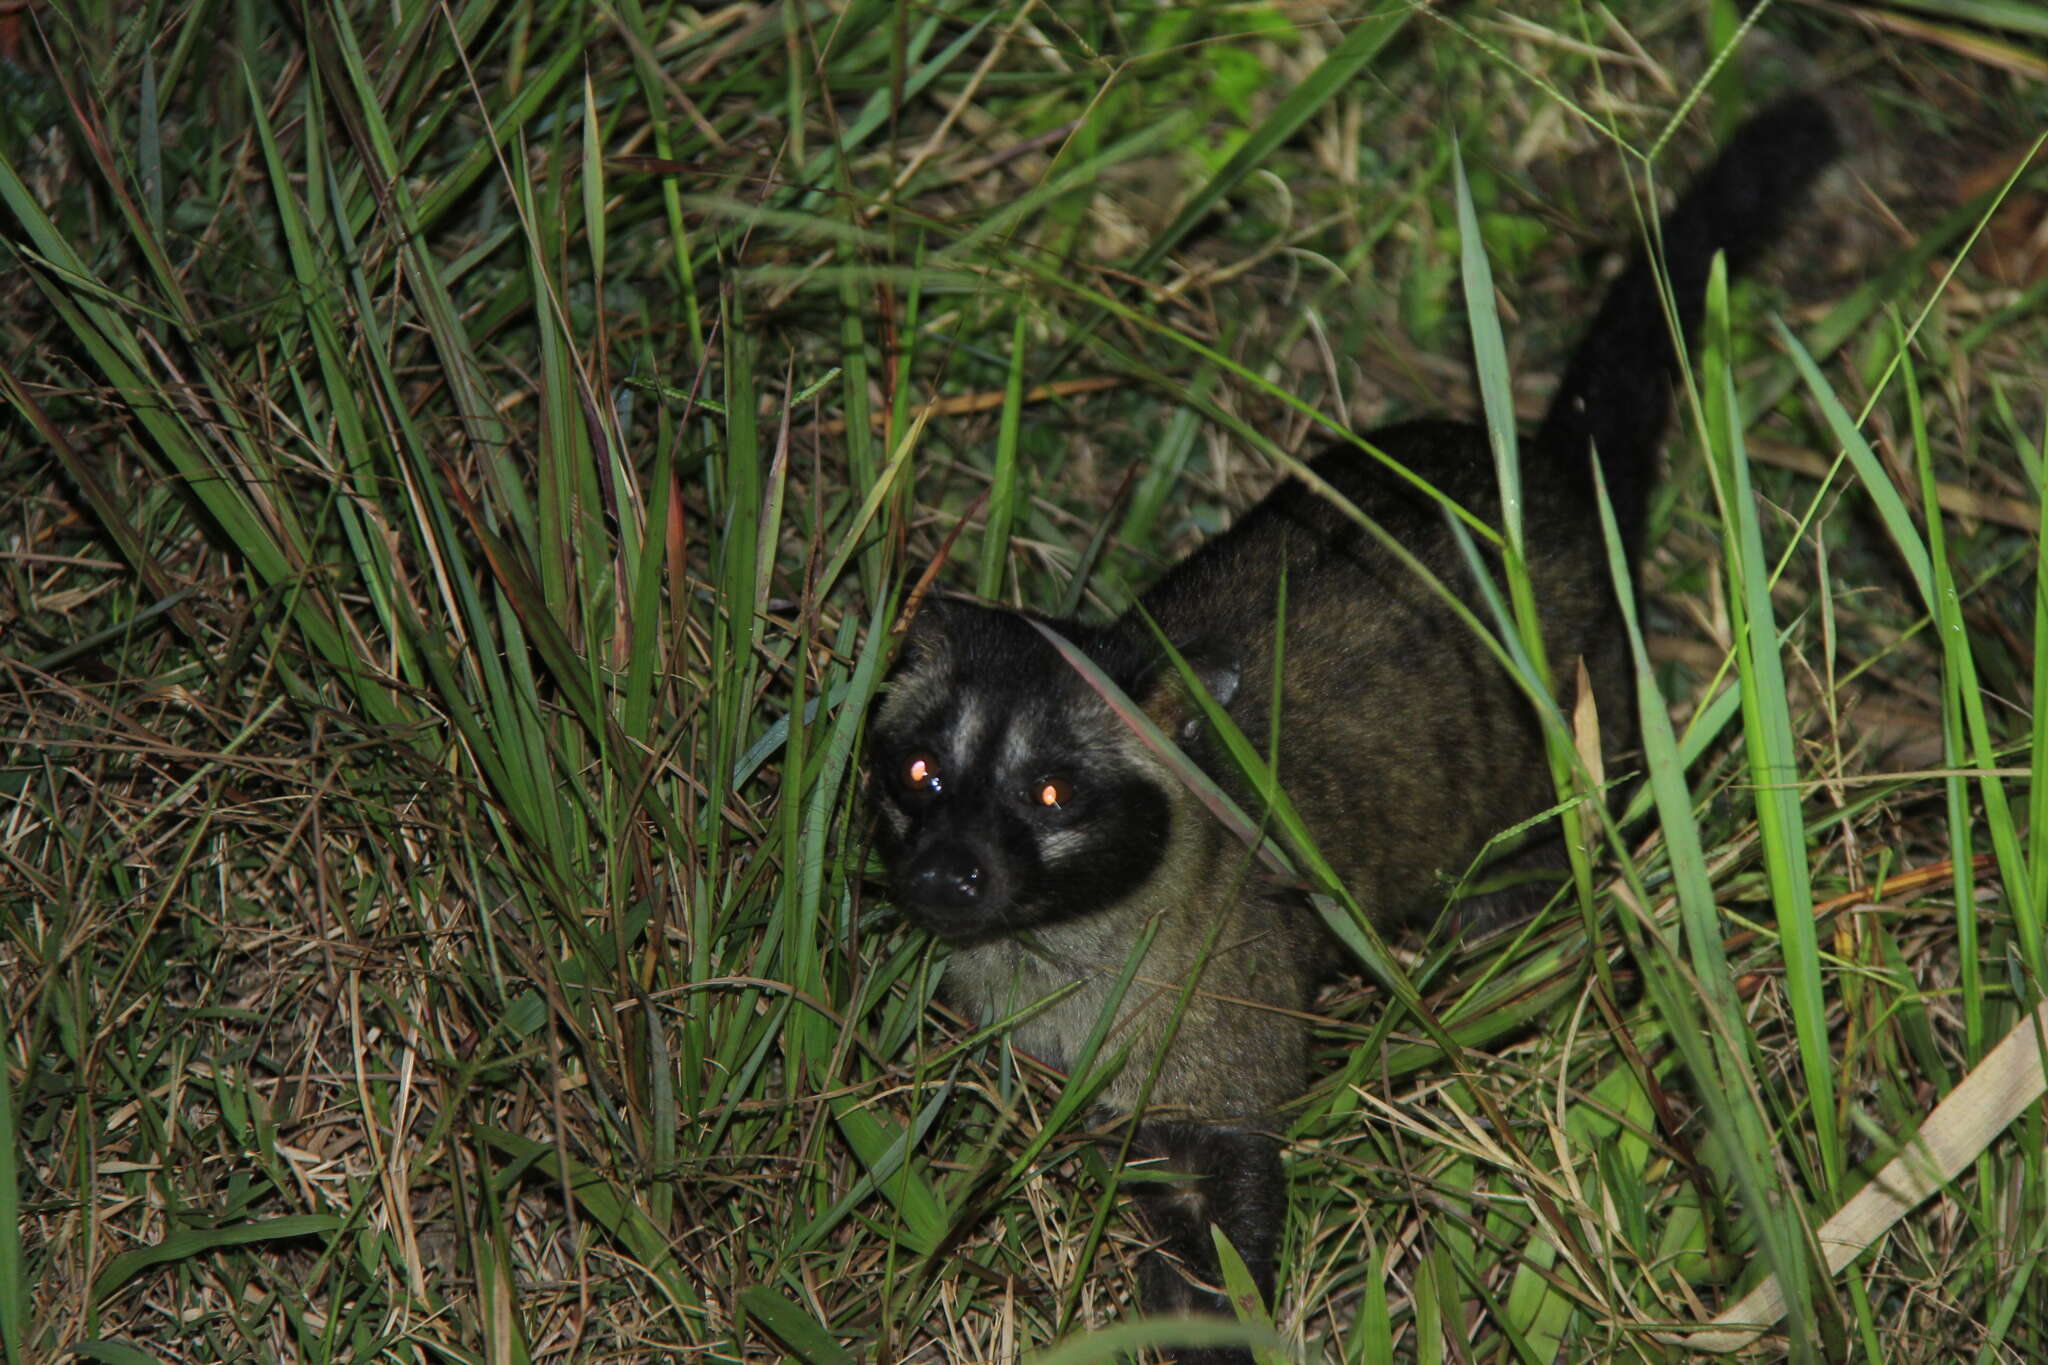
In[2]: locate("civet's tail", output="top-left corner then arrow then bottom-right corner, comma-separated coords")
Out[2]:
1534,94 -> 1842,545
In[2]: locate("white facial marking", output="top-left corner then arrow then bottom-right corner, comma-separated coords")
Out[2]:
949,692 -> 990,768
998,716 -> 1039,778
1037,828 -> 1088,862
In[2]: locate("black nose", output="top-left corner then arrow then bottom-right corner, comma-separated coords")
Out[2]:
906,845 -> 983,909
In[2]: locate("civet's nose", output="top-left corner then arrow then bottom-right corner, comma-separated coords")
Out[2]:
906,844 -> 982,909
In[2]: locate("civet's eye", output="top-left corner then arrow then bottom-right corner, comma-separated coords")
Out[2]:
1033,777 -> 1072,809
903,752 -> 942,795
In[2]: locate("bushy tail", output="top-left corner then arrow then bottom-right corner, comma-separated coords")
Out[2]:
1535,94 -> 1842,544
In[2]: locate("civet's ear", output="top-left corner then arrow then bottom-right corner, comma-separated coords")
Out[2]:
895,517 -> 981,634
892,591 -> 960,663
1139,637 -> 1242,744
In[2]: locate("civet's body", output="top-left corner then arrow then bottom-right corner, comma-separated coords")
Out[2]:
870,97 -> 1842,1362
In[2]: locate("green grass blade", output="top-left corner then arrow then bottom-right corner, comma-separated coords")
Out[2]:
1700,262 -> 1830,1356
0,1038 -> 22,1365
738,1286 -> 856,1365
977,309 -> 1029,598
1453,143 -> 1522,555
93,1216 -> 344,1305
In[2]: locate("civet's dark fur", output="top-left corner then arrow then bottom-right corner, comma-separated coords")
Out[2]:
869,97 -> 1841,1360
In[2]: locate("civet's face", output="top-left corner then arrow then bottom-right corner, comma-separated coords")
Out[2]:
869,604 -> 1171,943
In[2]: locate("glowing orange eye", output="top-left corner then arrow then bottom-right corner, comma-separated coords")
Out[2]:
904,753 -> 941,793
1035,778 -> 1071,808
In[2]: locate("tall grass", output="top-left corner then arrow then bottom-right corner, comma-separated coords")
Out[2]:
3,2 -> 2046,1362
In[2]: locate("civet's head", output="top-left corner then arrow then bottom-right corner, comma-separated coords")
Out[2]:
868,601 -> 1177,944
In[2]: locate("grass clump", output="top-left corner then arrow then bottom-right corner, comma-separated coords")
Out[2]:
4,2 -> 2048,1361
